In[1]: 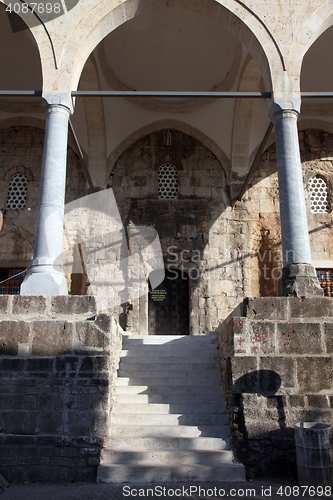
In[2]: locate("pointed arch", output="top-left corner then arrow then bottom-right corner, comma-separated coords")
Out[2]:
107,119 -> 230,180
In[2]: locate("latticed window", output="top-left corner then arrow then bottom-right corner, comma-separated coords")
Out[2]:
6,173 -> 28,210
0,268 -> 26,295
158,163 -> 178,199
316,269 -> 333,297
308,175 -> 330,214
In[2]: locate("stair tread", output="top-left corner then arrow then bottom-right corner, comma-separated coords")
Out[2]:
98,333 -> 245,483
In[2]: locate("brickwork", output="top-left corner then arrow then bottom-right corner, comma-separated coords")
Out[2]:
0,296 -> 123,483
217,297 -> 333,479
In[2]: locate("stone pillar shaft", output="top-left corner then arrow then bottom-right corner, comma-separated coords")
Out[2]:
273,109 -> 311,265
272,108 -> 323,297
21,100 -> 71,295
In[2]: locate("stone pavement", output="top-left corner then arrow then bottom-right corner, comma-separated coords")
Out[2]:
0,478 -> 332,500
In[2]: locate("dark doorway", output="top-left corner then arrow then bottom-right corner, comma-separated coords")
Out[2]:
148,269 -> 189,335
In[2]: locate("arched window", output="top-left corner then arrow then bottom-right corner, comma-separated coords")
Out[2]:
158,163 -> 178,199
308,175 -> 331,214
6,173 -> 28,210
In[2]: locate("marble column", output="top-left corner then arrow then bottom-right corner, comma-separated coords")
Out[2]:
21,94 -> 72,295
271,108 -> 323,297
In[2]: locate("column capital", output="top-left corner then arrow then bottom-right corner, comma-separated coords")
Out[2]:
269,104 -> 299,123
269,72 -> 301,118
42,92 -> 74,114
270,107 -> 299,121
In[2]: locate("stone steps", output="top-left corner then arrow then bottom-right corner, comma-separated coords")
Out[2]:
115,393 -> 225,404
97,334 -> 245,483
107,436 -> 231,451
98,463 -> 246,483
102,449 -> 234,465
110,424 -> 230,438
113,402 -> 226,414
116,376 -> 221,386
115,384 -> 223,395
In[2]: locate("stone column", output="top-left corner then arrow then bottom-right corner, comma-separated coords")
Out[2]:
271,108 -> 323,297
21,94 -> 72,295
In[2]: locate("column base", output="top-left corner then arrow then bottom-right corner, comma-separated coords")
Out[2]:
278,263 -> 324,298
21,267 -> 68,295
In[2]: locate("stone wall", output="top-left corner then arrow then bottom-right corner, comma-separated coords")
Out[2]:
1,126 -> 333,333
0,296 -> 123,483
217,297 -> 333,479
0,125 -> 86,293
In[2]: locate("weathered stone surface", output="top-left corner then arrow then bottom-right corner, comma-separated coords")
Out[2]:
0,300 -> 123,482
245,297 -> 288,321
289,297 -> 333,319
12,296 -> 47,316
220,296 -> 333,479
279,264 -> 324,298
50,296 -> 97,316
31,322 -> 73,356
0,321 -> 30,355
276,323 -> 322,354
296,357 -> 333,392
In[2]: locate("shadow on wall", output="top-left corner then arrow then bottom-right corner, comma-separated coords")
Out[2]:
0,296 -> 123,483
233,370 -> 330,479
233,370 -> 295,479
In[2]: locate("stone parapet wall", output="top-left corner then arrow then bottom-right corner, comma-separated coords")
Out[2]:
217,297 -> 333,479
0,296 -> 124,483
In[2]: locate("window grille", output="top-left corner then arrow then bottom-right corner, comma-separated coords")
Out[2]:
6,173 -> 28,210
158,163 -> 178,199
308,175 -> 330,214
0,268 -> 26,295
316,269 -> 333,297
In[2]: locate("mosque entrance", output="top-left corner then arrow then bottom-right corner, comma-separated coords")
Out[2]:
148,269 -> 189,335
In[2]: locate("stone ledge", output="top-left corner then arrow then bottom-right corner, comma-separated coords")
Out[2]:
0,296 -> 124,356
245,297 -> 333,321
0,295 -> 97,319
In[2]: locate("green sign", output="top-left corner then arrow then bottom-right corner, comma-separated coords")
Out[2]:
149,288 -> 168,303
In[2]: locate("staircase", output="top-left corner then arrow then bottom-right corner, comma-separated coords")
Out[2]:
97,334 -> 245,483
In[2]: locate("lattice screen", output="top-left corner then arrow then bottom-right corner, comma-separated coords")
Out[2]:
158,163 -> 178,199
309,175 -> 330,214
6,173 -> 28,210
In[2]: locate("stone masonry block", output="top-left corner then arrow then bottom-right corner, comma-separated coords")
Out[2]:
258,357 -> 296,390
288,395 -> 305,408
63,411 -> 94,436
50,296 -> 97,317
324,323 -> 333,353
233,319 -> 276,355
31,322 -> 73,356
289,297 -> 333,320
296,357 -> 333,392
248,322 -> 276,356
55,356 -> 80,372
26,358 -> 54,372
245,297 -> 288,321
37,411 -> 63,434
74,318 -> 111,351
12,296 -> 47,316
0,296 -> 11,316
0,321 -> 30,355
277,323 -> 322,354
231,356 -> 257,391
307,395 -> 329,408
1,358 -> 26,371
